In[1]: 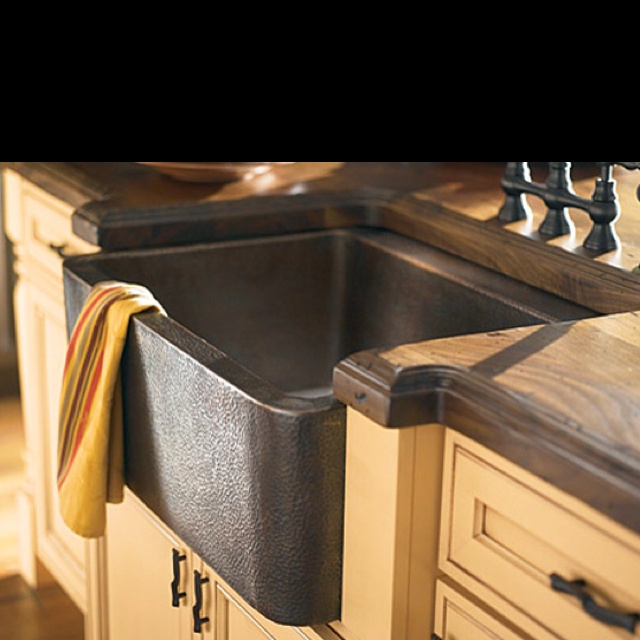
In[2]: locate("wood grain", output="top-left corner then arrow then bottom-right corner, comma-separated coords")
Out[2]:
0,397 -> 24,579
0,570 -> 84,640
0,397 -> 84,639
334,313 -> 640,535
379,314 -> 640,457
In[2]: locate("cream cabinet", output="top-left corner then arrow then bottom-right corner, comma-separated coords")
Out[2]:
2,169 -> 104,639
8,165 -> 639,640
338,408 -> 445,640
106,491 -> 194,640
438,429 -> 640,640
433,579 -> 533,640
108,489 -> 342,640
341,409 -> 640,640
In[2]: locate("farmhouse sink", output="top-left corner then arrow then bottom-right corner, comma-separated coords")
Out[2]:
63,227 -> 595,625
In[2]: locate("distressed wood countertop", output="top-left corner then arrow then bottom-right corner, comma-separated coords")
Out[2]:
334,313 -> 640,534
4,161 -> 640,313
3,162 -> 639,264
4,161 -> 640,532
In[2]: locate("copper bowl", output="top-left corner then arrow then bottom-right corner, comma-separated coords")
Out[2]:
136,162 -> 295,183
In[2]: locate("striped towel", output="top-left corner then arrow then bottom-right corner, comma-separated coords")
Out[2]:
57,281 -> 166,538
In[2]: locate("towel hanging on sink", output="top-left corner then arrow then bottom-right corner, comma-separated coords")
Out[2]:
57,281 -> 166,538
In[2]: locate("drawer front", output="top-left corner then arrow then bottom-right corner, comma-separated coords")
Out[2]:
439,431 -> 640,640
22,181 -> 93,275
216,582 -> 314,640
434,579 -> 532,640
3,170 -> 97,277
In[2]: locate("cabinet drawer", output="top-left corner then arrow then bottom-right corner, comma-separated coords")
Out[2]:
434,579 -> 532,640
439,431 -> 640,640
22,182 -> 90,275
4,170 -> 96,277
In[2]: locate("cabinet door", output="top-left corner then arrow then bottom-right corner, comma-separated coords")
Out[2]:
107,491 -> 339,640
107,491 -> 192,640
14,277 -> 87,608
5,168 -> 102,632
214,582 -> 311,640
434,580 -> 532,640
190,556 -> 215,639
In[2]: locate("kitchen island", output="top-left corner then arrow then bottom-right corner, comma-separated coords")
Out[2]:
3,161 -> 640,640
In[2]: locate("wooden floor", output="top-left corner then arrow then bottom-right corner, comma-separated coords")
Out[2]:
0,395 -> 25,579
0,395 -> 84,640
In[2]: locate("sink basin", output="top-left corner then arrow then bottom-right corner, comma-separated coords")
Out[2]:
63,227 -> 596,625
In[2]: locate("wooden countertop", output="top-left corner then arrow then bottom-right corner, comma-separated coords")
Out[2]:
1,162 -> 440,250
5,162 -> 639,264
4,161 -> 640,314
334,313 -> 640,534
4,161 -> 640,533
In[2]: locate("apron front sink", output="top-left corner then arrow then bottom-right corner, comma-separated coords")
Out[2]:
63,227 -> 595,625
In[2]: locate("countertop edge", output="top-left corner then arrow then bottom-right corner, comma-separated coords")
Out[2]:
1,161 -> 112,205
333,328 -> 640,535
72,188 -> 390,250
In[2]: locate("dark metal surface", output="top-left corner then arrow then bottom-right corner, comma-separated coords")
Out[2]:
499,161 -> 640,252
66,228 -> 593,398
63,227 -> 595,625
550,573 -> 640,632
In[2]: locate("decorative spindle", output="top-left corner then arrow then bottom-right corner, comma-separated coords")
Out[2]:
498,162 -> 533,223
584,163 -> 621,252
539,162 -> 575,237
498,162 -> 640,253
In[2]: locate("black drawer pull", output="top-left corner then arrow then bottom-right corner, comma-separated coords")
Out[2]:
550,573 -> 640,632
171,549 -> 187,607
48,242 -> 73,259
193,570 -> 210,634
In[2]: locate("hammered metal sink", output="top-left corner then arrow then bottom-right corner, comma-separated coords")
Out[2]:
62,227 -> 595,625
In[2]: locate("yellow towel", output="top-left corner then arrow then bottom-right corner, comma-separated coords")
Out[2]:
57,281 -> 166,538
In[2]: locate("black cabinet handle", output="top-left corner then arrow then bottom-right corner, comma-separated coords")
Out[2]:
193,570 -> 210,634
550,573 -> 640,633
48,242 -> 77,259
171,549 -> 187,607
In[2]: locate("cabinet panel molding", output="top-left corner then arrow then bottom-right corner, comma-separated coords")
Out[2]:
3,167 -> 103,637
106,492 -> 192,640
108,490 -> 342,640
434,579 -> 533,640
440,430 -> 640,639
